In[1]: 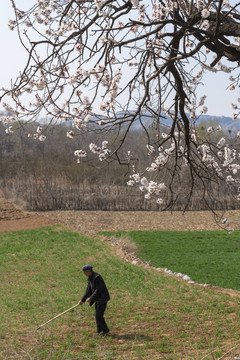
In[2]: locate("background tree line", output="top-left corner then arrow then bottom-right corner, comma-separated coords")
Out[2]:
0,116 -> 239,212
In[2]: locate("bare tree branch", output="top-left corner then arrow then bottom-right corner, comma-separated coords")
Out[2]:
1,0 -> 240,223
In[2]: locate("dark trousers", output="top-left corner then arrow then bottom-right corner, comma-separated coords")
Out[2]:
95,302 -> 109,334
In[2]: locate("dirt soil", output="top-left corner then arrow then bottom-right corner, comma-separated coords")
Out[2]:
0,197 -> 240,235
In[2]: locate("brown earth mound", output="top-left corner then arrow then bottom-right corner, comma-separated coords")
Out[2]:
0,198 -> 58,232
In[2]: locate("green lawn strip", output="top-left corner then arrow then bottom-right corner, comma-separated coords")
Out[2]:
100,230 -> 240,291
0,226 -> 239,359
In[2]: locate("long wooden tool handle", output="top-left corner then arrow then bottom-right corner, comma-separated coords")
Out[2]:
37,303 -> 79,330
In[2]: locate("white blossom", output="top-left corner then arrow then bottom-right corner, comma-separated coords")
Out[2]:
127,180 -> 135,186
229,164 -> 240,171
201,9 -> 210,18
67,131 -> 74,138
226,175 -> 235,182
102,141 -> 108,149
131,173 -> 140,183
145,193 -> 151,199
217,137 -> 225,148
161,133 -> 168,139
84,114 -> 91,123
201,20 -> 210,29
39,135 -> 46,141
74,149 -> 87,157
140,177 -> 148,186
146,144 -> 155,153
5,126 -> 13,134
99,153 -> 106,161
89,143 -> 101,153
191,133 -> 197,142
198,96 -> 206,106
207,126 -> 213,133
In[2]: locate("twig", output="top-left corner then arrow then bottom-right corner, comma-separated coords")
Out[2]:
37,303 -> 79,330
200,341 -> 240,360
217,344 -> 239,360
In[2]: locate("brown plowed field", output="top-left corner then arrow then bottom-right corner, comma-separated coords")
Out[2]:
0,197 -> 240,235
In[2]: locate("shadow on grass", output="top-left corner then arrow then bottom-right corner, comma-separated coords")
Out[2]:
108,333 -> 152,341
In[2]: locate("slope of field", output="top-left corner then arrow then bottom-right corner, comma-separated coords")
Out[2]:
100,230 -> 240,291
1,198 -> 240,359
0,225 -> 240,360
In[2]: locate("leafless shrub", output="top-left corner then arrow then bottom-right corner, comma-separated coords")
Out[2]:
110,234 -> 138,255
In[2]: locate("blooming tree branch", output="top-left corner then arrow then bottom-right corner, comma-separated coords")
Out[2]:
1,0 -> 240,228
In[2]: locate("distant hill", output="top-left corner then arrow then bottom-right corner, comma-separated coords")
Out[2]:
134,113 -> 240,133
199,114 -> 240,132
4,110 -> 235,134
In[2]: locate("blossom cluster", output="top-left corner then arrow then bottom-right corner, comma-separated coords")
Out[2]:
2,0 -> 240,229
126,122 -> 240,229
26,126 -> 46,141
73,141 -> 111,163
3,0 -> 239,128
127,173 -> 166,205
74,149 -> 87,163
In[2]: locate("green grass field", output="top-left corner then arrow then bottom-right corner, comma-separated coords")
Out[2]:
0,226 -> 240,359
101,230 -> 240,291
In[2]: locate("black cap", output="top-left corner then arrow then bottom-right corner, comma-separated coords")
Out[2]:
82,264 -> 93,271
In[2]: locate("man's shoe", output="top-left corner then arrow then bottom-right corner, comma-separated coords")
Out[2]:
99,331 -> 110,336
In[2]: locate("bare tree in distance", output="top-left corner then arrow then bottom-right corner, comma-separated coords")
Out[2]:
1,0 -> 240,229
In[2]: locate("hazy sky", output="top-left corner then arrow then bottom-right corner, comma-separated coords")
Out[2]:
0,1 -> 238,118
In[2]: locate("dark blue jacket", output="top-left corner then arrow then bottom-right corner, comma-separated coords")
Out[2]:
81,272 -> 110,305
